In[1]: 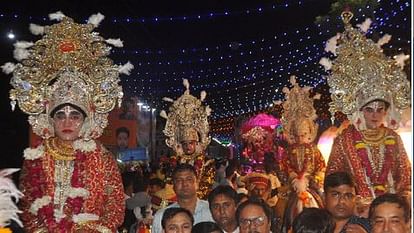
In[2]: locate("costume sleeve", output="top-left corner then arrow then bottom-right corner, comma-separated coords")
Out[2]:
326,134 -> 347,176
312,147 -> 326,187
151,209 -> 164,233
394,134 -> 412,194
19,159 -> 45,232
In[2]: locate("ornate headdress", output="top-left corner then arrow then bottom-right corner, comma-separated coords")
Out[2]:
320,10 -> 410,130
2,12 -> 133,140
160,79 -> 211,156
277,75 -> 320,144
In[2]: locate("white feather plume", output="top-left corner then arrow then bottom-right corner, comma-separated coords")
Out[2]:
357,18 -> 372,33
29,23 -> 45,35
160,110 -> 168,119
183,79 -> 189,90
376,34 -> 392,47
0,168 -> 23,228
319,57 -> 332,71
282,87 -> 290,94
273,100 -> 283,105
48,11 -> 65,21
13,48 -> 30,61
162,97 -> 174,102
118,62 -> 134,75
313,93 -> 321,100
289,75 -> 297,85
105,38 -> 124,47
205,106 -> 212,116
394,53 -> 409,69
87,13 -> 105,27
14,41 -> 34,49
325,33 -> 340,55
1,62 -> 16,74
200,91 -> 207,101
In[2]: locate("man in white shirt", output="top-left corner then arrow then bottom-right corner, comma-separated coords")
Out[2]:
151,164 -> 214,233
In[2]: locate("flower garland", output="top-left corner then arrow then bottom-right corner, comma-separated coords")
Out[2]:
26,139 -> 97,232
353,130 -> 395,191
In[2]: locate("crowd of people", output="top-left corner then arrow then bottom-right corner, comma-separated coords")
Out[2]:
0,8 -> 411,233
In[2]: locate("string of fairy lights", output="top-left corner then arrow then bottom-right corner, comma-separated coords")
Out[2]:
1,0 -> 409,141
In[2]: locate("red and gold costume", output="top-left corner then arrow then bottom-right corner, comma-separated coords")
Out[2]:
327,125 -> 411,198
321,11 -> 411,201
3,11 -> 134,232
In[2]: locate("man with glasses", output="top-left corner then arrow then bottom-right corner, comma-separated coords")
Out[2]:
151,164 -> 214,233
236,197 -> 273,233
324,172 -> 371,233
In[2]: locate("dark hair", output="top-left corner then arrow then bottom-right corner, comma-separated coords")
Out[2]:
208,185 -> 238,210
236,193 -> 248,205
149,178 -> 165,189
161,207 -> 194,229
191,222 -> 223,233
172,163 -> 197,180
292,208 -> 335,233
236,196 -> 273,225
324,172 -> 355,192
116,127 -> 130,137
133,177 -> 149,193
50,103 -> 87,118
369,193 -> 411,223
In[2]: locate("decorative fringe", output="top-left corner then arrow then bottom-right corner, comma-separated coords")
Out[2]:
273,100 -> 283,105
87,13 -> 105,27
377,34 -> 391,47
319,57 -> 332,71
1,62 -> 16,74
118,62 -> 134,75
48,11 -> 65,21
105,38 -> 123,47
14,41 -> 34,49
29,23 -> 45,35
325,33 -> 340,55
357,18 -> 372,33
200,91 -> 207,101
160,110 -> 168,119
162,97 -> 174,102
183,79 -> 189,90
13,48 -> 30,61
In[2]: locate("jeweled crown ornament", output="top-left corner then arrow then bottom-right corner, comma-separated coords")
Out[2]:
319,10 -> 410,130
160,79 -> 211,156
2,11 -> 134,140
275,75 -> 320,144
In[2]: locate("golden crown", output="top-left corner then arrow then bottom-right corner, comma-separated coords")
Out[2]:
277,75 -> 319,144
2,12 -> 133,139
320,10 -> 410,130
160,79 -> 211,156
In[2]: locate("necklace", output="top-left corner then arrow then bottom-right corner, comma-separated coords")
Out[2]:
46,138 -> 75,161
361,128 -> 386,146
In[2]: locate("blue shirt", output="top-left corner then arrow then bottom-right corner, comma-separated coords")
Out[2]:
340,215 -> 371,233
151,199 -> 214,233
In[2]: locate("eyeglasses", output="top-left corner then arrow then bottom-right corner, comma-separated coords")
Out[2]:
328,191 -> 355,201
239,216 -> 266,228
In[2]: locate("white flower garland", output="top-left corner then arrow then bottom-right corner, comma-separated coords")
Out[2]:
29,195 -> 51,214
67,187 -> 89,199
73,139 -> 97,152
23,145 -> 44,160
53,208 -> 66,221
72,213 -> 99,223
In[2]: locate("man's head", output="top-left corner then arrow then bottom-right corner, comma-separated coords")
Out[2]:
161,207 -> 194,233
172,164 -> 198,200
360,99 -> 389,129
369,193 -> 411,233
51,103 -> 86,141
116,127 -> 130,150
292,208 -> 335,233
236,197 -> 272,233
208,185 -> 238,232
149,178 -> 165,196
245,173 -> 271,201
324,172 -> 356,220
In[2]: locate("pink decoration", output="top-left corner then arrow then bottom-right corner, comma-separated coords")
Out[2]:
241,113 -> 281,134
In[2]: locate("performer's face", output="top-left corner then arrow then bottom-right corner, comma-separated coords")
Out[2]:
295,120 -> 313,144
250,184 -> 270,201
362,100 -> 388,129
181,140 -> 197,155
52,105 -> 84,141
324,184 -> 356,220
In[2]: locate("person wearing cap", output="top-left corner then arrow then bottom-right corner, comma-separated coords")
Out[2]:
2,12 -> 134,232
159,79 -> 215,199
322,10 -> 411,212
